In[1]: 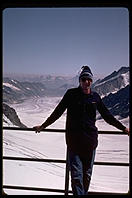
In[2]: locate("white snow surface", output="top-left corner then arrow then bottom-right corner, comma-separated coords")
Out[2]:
3,82 -> 21,91
3,97 -> 129,195
121,72 -> 129,86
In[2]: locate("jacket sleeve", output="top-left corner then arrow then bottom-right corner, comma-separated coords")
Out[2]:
41,90 -> 69,128
97,94 -> 126,131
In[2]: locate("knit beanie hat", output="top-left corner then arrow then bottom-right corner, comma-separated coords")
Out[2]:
79,66 -> 93,81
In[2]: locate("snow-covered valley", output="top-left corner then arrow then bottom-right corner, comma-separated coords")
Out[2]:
3,96 -> 129,195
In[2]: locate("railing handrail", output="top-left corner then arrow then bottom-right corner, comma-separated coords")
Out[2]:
3,156 -> 129,167
3,126 -> 129,195
3,126 -> 128,135
2,185 -> 128,195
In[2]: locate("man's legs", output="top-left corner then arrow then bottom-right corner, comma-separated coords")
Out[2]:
82,149 -> 96,194
68,150 -> 85,195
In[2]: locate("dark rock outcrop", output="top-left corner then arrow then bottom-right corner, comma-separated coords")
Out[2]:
3,103 -> 27,128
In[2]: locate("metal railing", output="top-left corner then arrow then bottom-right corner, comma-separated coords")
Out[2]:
3,126 -> 129,195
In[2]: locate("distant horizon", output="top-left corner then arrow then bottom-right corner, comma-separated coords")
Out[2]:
3,65 -> 129,80
3,71 -> 105,78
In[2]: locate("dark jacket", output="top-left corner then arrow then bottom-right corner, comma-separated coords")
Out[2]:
42,87 -> 126,156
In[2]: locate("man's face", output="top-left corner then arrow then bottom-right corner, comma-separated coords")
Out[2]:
80,76 -> 92,94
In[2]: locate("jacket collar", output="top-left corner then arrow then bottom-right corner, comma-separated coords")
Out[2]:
78,86 -> 94,96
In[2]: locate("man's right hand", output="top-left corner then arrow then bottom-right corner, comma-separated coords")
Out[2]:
33,125 -> 43,133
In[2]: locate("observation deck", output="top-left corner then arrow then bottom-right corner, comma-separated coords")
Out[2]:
2,126 -> 129,195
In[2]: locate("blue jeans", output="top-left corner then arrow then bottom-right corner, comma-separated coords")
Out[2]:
68,148 -> 96,195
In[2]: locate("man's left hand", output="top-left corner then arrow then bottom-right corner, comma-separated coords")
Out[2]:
124,128 -> 129,136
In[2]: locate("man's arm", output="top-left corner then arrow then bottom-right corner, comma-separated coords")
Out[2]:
97,94 -> 129,135
33,90 -> 69,133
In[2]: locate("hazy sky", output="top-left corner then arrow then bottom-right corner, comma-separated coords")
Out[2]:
3,7 -> 129,77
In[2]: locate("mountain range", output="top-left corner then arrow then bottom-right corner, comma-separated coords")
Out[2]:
92,66 -> 129,97
3,66 -> 129,127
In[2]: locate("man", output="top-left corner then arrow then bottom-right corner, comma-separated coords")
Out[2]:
33,66 -> 129,195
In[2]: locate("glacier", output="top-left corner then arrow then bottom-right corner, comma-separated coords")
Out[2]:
3,96 -> 129,195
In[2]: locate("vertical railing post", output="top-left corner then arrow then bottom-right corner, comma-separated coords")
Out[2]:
64,148 -> 69,195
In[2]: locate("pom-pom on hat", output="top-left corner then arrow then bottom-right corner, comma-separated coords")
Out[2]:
79,66 -> 93,81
